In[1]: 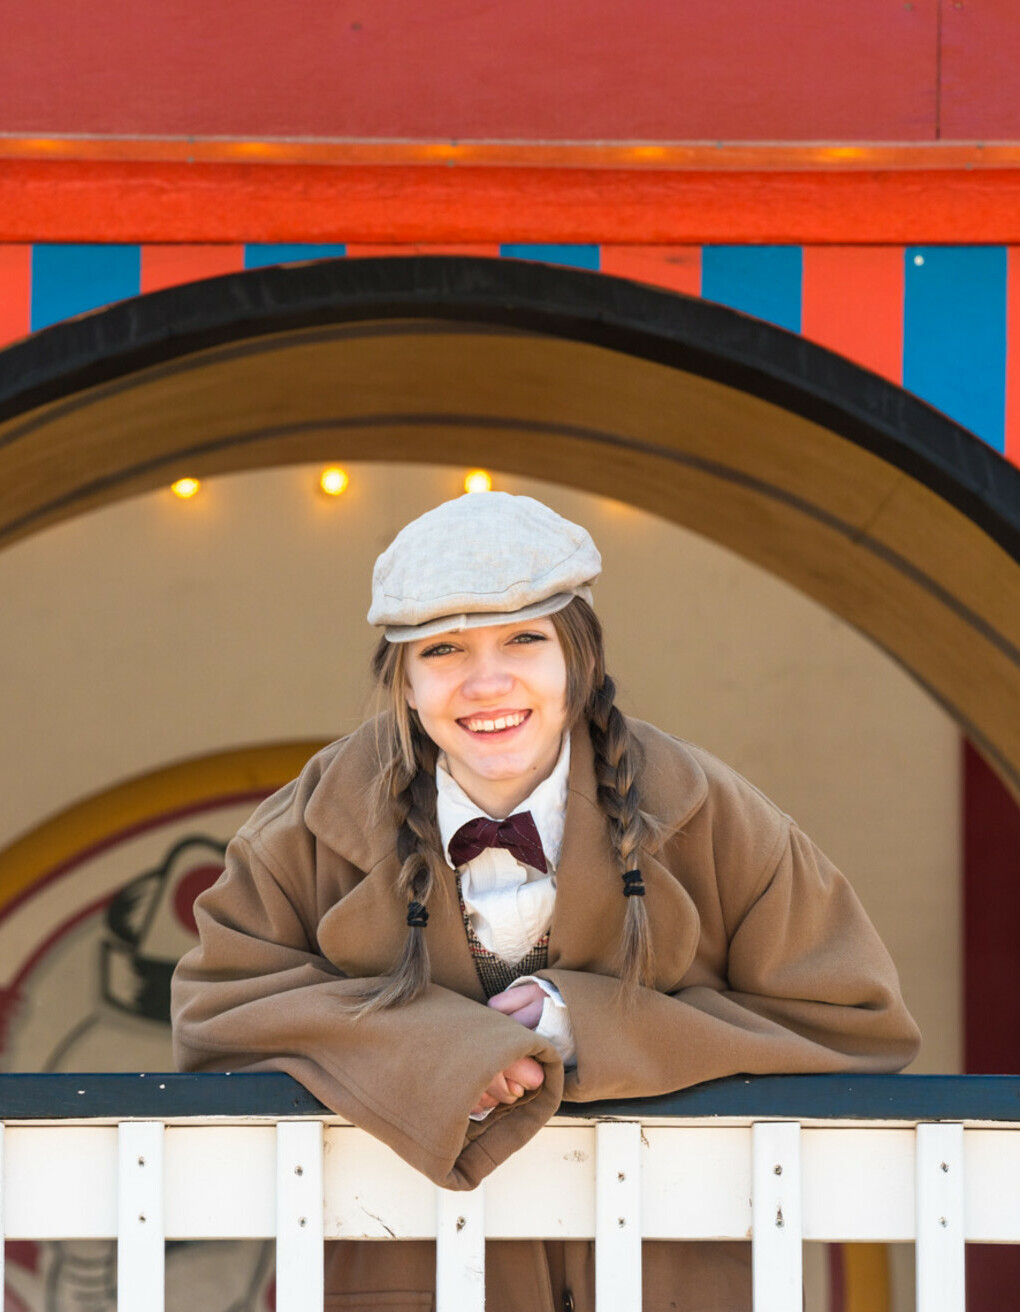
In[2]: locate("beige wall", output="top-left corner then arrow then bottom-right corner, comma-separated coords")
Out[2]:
0,461 -> 961,1071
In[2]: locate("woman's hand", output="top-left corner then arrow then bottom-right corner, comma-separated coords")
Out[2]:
469,1055 -> 545,1117
487,981 -> 546,1030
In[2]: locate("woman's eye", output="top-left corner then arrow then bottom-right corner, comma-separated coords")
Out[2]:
508,631 -> 546,645
420,642 -> 457,658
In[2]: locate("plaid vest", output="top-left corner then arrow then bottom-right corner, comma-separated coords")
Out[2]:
457,877 -> 550,998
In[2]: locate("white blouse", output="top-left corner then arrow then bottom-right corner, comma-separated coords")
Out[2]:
436,738 -> 577,1067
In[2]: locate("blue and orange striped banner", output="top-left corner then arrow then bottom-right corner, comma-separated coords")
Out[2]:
1,241 -> 1017,462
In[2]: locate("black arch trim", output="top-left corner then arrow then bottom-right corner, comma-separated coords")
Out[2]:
1,255 -> 1018,562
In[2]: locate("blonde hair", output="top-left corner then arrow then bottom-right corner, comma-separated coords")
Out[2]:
353,599 -> 656,1014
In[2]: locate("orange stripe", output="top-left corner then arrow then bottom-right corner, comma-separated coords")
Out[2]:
0,244 -> 32,346
801,247 -> 904,383
1007,248 -> 1020,465
6,162 -> 1020,245
599,246 -> 701,296
140,244 -> 245,293
4,138 -> 1020,171
344,243 -> 501,257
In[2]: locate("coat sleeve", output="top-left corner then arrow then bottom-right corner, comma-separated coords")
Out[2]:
544,788 -> 920,1104
171,814 -> 564,1190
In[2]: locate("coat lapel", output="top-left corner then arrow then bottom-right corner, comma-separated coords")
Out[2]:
550,721 -> 709,992
304,721 -> 485,1000
306,714 -> 712,998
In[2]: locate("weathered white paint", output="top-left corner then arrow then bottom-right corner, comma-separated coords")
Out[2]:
436,1182 -> 485,1312
117,1121 -> 165,1312
916,1122 -> 965,1312
2,1111 -> 1019,1310
275,1121 -> 324,1312
595,1121 -> 643,1312
752,1122 -> 803,1312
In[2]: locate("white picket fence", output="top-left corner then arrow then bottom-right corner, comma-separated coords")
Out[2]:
1,1083 -> 1018,1311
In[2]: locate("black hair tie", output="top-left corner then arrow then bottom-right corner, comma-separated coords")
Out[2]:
406,900 -> 429,928
622,869 -> 645,897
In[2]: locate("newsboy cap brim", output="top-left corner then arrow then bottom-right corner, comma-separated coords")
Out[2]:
381,585 -> 594,643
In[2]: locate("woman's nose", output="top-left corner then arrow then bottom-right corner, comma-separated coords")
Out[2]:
461,654 -> 514,698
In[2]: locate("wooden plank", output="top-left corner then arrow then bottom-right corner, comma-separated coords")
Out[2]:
323,1124 -> 437,1239
6,162 -> 1020,246
116,1122 -> 164,1312
164,1126 -> 276,1239
275,1121 -> 323,1312
5,1072 -> 1020,1123
965,1130 -> 1020,1241
915,1123 -> 964,1312
752,1122 -> 803,1312
595,1122 -> 642,1312
641,1127 -> 750,1240
436,1185 -> 485,1312
2,0 -> 939,142
802,1129 -> 914,1242
4,1126 -> 118,1238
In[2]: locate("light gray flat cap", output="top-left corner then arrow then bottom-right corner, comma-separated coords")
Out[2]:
369,492 -> 601,641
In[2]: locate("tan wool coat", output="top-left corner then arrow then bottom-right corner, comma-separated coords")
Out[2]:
172,717 -> 920,1311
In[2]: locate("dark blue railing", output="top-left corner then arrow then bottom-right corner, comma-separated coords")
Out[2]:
0,1072 -> 1018,1120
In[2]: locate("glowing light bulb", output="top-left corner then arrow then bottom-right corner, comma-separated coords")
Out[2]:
464,469 -> 493,494
320,467 -> 350,496
171,477 -> 200,499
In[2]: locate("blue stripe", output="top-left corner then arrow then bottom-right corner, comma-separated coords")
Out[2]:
701,246 -> 802,333
903,247 -> 1007,452
31,245 -> 141,331
500,244 -> 600,271
243,243 -> 347,269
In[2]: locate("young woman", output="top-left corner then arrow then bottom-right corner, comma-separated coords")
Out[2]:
172,491 -> 920,1312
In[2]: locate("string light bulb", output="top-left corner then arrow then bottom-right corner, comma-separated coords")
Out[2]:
464,469 -> 493,494
319,466 -> 350,496
171,477 -> 200,499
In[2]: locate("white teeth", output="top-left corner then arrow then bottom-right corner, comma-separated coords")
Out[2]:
465,712 -> 526,733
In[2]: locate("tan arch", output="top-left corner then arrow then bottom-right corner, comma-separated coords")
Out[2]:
0,256 -> 1017,793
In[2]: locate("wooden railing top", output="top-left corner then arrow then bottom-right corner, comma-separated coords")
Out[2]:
0,1072 -> 1018,1121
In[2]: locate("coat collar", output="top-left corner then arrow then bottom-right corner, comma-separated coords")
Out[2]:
306,714 -> 710,994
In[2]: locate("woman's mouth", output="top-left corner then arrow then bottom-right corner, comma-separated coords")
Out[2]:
458,710 -> 531,735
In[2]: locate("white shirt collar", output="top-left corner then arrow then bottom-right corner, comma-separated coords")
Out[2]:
436,734 -> 571,872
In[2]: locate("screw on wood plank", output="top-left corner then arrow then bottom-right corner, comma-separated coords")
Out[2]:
299,1217 -> 307,1227
773,1165 -> 782,1175
940,1217 -> 948,1228
138,1157 -> 145,1166
295,1165 -> 304,1175
940,1162 -> 949,1172
775,1207 -> 784,1228
456,1217 -> 466,1232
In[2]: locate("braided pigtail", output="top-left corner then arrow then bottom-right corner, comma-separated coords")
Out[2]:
587,673 -> 657,991
351,646 -> 449,1016
551,599 -> 658,990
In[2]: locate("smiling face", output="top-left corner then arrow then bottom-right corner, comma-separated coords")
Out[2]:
403,618 -> 570,818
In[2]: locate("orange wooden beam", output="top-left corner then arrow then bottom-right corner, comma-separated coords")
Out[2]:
6,160 -> 1020,245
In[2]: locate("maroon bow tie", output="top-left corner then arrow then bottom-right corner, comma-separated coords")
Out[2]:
447,811 -> 548,873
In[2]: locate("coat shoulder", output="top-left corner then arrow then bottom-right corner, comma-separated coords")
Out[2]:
624,717 -> 789,849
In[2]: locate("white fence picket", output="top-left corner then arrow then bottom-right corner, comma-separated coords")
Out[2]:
436,1183 -> 485,1312
916,1122 -> 965,1312
752,1122 -> 802,1312
595,1121 -> 642,1312
275,1120 -> 324,1312
116,1121 -> 165,1312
